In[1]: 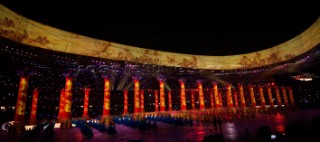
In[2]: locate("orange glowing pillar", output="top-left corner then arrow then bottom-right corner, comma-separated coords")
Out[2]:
158,78 -> 166,112
123,90 -> 128,114
179,79 -> 187,111
29,88 -> 39,124
197,80 -> 205,110
281,87 -> 289,106
267,86 -> 274,107
259,86 -> 266,108
210,92 -> 214,109
14,76 -> 29,123
275,86 -> 282,106
83,87 -> 90,119
58,88 -> 65,122
133,77 -> 140,113
154,90 -> 158,112
233,90 -> 238,107
248,84 -> 256,108
168,91 -> 172,111
191,90 -> 195,110
288,87 -> 294,106
102,78 -> 111,117
63,77 -> 73,121
226,84 -> 233,108
219,92 -> 223,107
213,83 -> 221,108
140,89 -> 145,112
238,84 -> 246,107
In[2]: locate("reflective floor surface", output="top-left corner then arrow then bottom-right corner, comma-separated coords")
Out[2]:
1,108 -> 320,142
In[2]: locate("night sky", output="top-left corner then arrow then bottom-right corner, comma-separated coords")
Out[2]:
1,1 -> 319,56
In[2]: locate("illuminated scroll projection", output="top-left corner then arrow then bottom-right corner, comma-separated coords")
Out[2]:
238,84 -> 246,107
275,86 -> 282,106
281,87 -> 289,106
249,85 -> 256,108
132,76 -> 141,113
259,86 -> 266,108
102,78 -> 111,116
123,90 -> 128,114
58,89 -> 65,122
29,88 -> 39,124
63,77 -> 72,121
83,87 -> 90,119
226,84 -> 233,108
233,90 -> 238,107
154,90 -> 159,112
140,89 -> 145,112
168,91 -> 172,111
158,77 -> 166,112
213,83 -> 221,108
267,86 -> 274,108
210,92 -> 214,109
0,4 -> 319,70
179,79 -> 187,111
197,80 -> 205,110
288,87 -> 295,106
14,76 -> 29,123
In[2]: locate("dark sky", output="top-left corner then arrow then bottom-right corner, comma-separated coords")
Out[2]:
1,1 -> 319,56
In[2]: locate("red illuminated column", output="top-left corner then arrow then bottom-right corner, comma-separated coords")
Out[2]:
154,90 -> 159,112
210,92 -> 214,109
63,77 -> 73,121
259,86 -> 266,108
248,84 -> 256,108
238,84 -> 246,107
179,79 -> 187,111
29,88 -> 39,125
133,76 -> 141,113
197,80 -> 205,110
287,87 -> 295,106
213,82 -> 221,108
158,77 -> 166,112
123,90 -> 128,114
58,88 -> 65,122
226,84 -> 233,108
168,91 -> 172,111
219,92 -> 223,107
275,86 -> 282,106
83,87 -> 90,119
267,86 -> 274,108
102,77 -> 111,121
281,87 -> 289,106
140,89 -> 145,112
233,90 -> 238,107
14,76 -> 29,123
191,90 -> 195,110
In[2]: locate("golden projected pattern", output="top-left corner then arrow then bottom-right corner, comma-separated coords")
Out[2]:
1,4 -> 319,70
103,78 -> 111,116
197,81 -> 205,110
248,84 -> 256,107
179,79 -> 187,111
168,91 -> 172,111
267,86 -> 274,107
275,86 -> 282,106
15,76 -> 29,122
259,86 -> 266,107
213,83 -> 221,108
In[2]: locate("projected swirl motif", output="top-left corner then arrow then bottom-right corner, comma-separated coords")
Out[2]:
0,4 -> 319,70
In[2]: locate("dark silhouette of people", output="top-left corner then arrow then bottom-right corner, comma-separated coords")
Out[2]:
213,116 -> 218,132
217,117 -> 222,133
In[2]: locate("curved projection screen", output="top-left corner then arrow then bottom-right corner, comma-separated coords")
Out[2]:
0,4 -> 319,70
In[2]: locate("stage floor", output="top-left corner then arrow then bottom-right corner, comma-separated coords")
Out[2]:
1,108 -> 320,142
